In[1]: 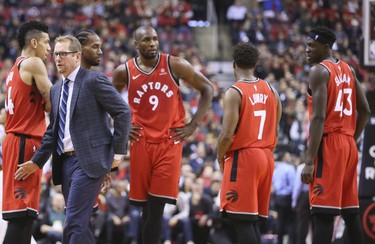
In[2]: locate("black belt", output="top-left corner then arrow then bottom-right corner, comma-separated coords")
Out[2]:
14,133 -> 32,139
63,151 -> 75,157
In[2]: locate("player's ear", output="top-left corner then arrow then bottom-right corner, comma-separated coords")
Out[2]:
233,61 -> 236,69
31,38 -> 38,49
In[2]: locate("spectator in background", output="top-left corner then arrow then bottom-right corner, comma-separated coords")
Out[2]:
38,193 -> 65,244
156,0 -> 177,28
272,151 -> 296,244
292,162 -> 311,244
174,0 -> 193,41
189,179 -> 212,244
226,0 -> 248,44
105,180 -> 131,244
163,176 -> 194,244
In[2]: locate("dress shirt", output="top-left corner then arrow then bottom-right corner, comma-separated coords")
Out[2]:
292,163 -> 309,208
60,66 -> 80,153
272,161 -> 296,196
60,67 -> 124,160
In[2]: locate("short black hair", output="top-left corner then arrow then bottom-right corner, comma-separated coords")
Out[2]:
17,21 -> 49,49
75,30 -> 97,46
233,42 -> 259,69
308,26 -> 336,48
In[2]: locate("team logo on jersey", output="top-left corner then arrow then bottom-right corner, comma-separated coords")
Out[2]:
160,68 -> 167,76
312,184 -> 324,196
226,190 -> 238,202
14,187 -> 27,199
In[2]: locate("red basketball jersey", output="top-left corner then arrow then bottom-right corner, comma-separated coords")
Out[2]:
307,60 -> 357,136
126,53 -> 185,142
5,57 -> 46,137
228,79 -> 278,152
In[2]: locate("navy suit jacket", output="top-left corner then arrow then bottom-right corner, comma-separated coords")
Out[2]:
32,68 -> 131,185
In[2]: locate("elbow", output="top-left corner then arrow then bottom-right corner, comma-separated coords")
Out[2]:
358,107 -> 372,121
312,115 -> 325,126
202,83 -> 214,100
365,107 -> 372,118
219,133 -> 232,144
44,103 -> 51,113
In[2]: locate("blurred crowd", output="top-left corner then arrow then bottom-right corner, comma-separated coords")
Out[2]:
0,0 -> 374,244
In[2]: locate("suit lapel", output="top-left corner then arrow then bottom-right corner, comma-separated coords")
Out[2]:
70,68 -> 84,119
53,81 -> 62,119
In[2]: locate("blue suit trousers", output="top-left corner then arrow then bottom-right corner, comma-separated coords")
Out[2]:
61,155 -> 104,244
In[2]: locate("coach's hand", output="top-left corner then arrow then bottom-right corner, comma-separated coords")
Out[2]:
15,161 -> 39,181
301,163 -> 314,184
111,158 -> 121,169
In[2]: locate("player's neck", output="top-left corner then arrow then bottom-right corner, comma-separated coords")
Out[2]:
81,62 -> 91,70
21,49 -> 34,58
137,56 -> 158,70
236,72 -> 256,82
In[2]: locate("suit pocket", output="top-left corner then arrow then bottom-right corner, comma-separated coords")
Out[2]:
90,136 -> 111,147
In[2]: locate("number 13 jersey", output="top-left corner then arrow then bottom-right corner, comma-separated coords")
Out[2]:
126,53 -> 185,142
307,60 -> 357,136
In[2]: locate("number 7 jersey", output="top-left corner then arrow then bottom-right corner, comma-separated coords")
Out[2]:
228,79 -> 278,152
307,60 -> 357,136
126,53 -> 185,142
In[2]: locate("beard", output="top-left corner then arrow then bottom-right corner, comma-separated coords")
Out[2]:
140,50 -> 158,60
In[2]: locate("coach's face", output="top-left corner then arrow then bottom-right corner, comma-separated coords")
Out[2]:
53,40 -> 81,77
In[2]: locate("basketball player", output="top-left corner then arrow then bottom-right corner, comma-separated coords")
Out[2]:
2,21 -> 52,244
112,26 -> 213,244
217,42 -> 282,244
302,26 -> 370,244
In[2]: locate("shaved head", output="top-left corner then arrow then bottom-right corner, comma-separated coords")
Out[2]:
134,26 -> 156,41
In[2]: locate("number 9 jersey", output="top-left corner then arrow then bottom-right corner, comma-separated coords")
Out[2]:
307,60 -> 357,136
126,53 -> 185,142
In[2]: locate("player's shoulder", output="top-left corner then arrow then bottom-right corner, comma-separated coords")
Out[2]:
20,56 -> 44,68
115,62 -> 128,72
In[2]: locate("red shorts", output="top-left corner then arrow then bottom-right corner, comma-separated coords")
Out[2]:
220,147 -> 274,221
129,136 -> 182,205
2,133 -> 42,220
309,133 -> 359,215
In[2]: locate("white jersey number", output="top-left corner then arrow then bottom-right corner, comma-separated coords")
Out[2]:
5,71 -> 15,114
149,95 -> 159,111
5,86 -> 15,115
254,110 -> 266,140
334,88 -> 352,117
